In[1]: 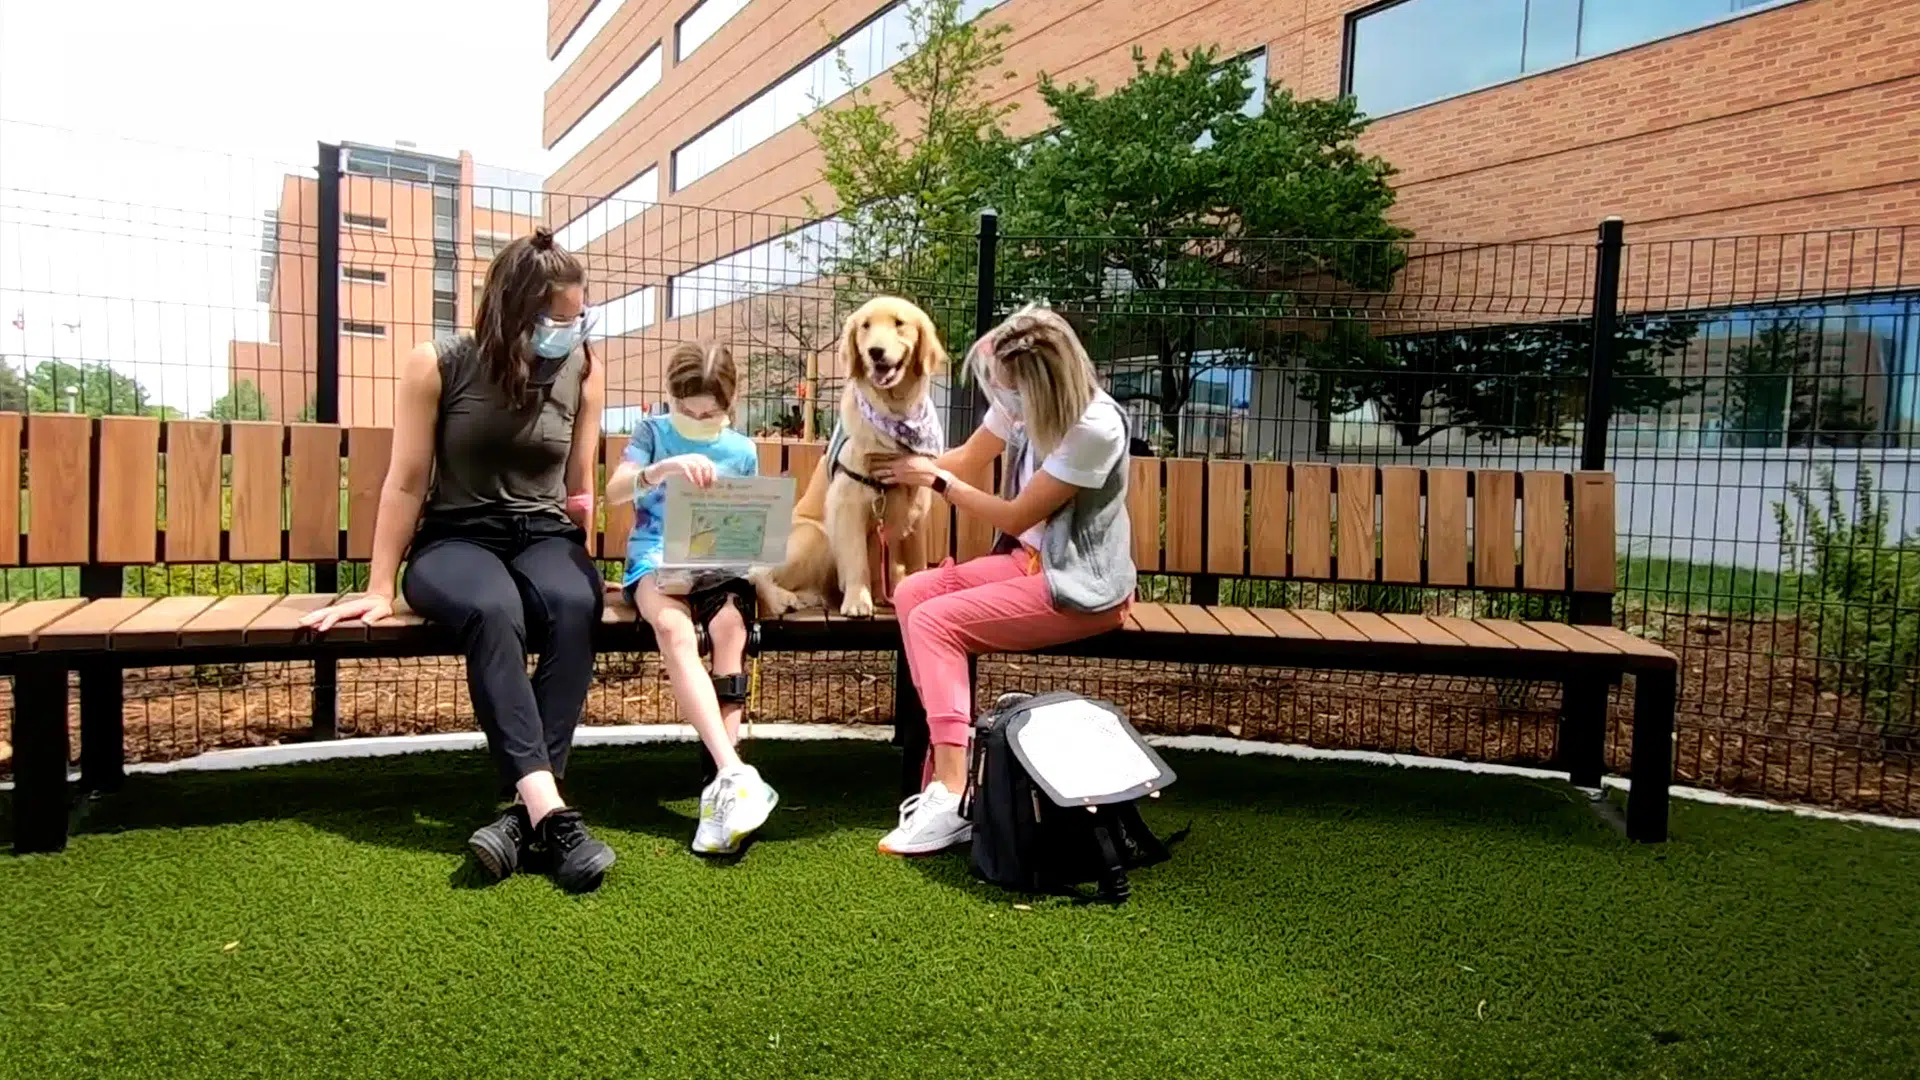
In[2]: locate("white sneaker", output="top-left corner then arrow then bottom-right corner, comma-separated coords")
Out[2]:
878,781 -> 972,856
692,764 -> 778,856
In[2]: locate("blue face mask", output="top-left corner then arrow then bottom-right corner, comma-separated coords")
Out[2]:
531,321 -> 583,360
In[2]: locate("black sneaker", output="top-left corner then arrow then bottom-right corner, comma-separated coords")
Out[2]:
468,804 -> 533,882
537,808 -> 617,894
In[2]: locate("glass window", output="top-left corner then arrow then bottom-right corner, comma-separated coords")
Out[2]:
342,321 -> 387,337
1347,0 -> 1796,116
671,0 -> 1008,191
593,286 -> 656,339
667,219 -> 849,319
433,269 -> 456,292
546,44 -> 664,175
342,266 -> 387,284
343,212 -> 387,231
473,231 -> 509,261
677,0 -> 751,61
555,166 -> 658,252
550,0 -> 626,76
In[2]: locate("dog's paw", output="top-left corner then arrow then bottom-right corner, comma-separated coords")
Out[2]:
840,587 -> 874,619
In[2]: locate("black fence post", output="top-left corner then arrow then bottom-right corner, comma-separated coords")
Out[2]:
970,208 -> 999,432
311,141 -> 342,740
76,560 -> 124,794
1581,217 -> 1624,473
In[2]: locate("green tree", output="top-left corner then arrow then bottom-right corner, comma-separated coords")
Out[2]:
206,380 -> 272,421
1297,316 -> 1700,448
0,359 -> 27,412
804,0 -> 1018,348
1723,319 -> 1879,449
994,47 -> 1409,450
23,360 -> 155,416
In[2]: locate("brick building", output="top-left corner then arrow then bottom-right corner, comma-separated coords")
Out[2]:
540,0 -> 1920,447
230,142 -> 542,426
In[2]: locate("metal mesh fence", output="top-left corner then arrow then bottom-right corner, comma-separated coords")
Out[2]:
4,136 -> 1917,814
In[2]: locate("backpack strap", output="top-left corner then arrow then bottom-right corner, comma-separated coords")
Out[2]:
1090,818 -> 1131,905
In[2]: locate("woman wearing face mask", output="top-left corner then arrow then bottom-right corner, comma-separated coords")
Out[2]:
301,229 -> 614,893
871,306 -> 1135,856
603,340 -> 778,856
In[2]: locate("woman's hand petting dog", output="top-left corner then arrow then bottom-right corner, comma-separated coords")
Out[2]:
872,454 -> 942,489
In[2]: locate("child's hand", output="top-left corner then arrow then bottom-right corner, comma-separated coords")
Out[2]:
657,453 -> 718,489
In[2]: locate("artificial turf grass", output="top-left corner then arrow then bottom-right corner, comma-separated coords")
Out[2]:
2,742 -> 1917,1080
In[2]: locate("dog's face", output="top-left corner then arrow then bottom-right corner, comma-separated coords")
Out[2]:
843,296 -> 944,396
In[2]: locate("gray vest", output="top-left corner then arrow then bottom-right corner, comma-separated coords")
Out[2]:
994,392 -> 1135,613
424,334 -> 582,522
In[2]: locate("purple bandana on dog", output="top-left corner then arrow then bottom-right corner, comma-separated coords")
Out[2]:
855,391 -> 946,457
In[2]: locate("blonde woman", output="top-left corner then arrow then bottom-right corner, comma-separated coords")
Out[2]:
871,306 -> 1135,855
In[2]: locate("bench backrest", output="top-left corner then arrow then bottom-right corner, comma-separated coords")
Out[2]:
0,415 -> 1613,602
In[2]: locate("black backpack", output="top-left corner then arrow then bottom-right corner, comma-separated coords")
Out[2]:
964,691 -> 1179,904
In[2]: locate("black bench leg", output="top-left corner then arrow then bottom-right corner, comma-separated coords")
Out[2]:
78,659 -> 125,794
1627,668 -> 1677,843
1558,676 -> 1606,789
893,650 -> 928,799
12,658 -> 73,855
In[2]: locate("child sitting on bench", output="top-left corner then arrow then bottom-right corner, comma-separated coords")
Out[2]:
604,340 -> 777,855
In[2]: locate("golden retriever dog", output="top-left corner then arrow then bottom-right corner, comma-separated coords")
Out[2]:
754,296 -> 947,617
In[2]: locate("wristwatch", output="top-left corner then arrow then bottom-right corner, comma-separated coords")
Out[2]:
931,471 -> 951,495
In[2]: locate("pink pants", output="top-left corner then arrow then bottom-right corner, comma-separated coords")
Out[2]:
894,552 -> 1130,752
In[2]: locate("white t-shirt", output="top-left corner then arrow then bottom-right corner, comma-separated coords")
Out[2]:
984,400 -> 1128,552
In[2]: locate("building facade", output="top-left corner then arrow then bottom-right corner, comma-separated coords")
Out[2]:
230,143 -> 541,426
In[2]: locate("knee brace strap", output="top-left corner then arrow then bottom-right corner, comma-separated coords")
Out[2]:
711,672 -> 750,704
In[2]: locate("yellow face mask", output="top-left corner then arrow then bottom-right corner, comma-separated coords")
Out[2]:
669,410 -> 727,443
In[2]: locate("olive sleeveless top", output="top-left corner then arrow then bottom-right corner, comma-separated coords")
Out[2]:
423,334 -> 584,522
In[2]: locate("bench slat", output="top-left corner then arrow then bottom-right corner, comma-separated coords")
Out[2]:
1206,462 -> 1245,575
177,594 -> 291,647
1522,471 -> 1568,592
1426,469 -> 1469,587
1206,605 -> 1276,637
0,413 -> 19,566
36,597 -> 157,650
110,596 -> 219,650
243,594 -> 345,645
1575,625 -> 1677,664
1382,613 -> 1465,648
1292,464 -> 1332,580
1524,620 -> 1620,654
97,417 -> 160,563
287,425 -> 342,561
165,421 -> 223,563
1338,612 -> 1417,645
601,433 -> 632,560
1164,604 -> 1230,635
1130,602 -> 1185,634
1163,460 -> 1204,574
1427,616 -> 1519,650
228,423 -> 283,562
1248,463 -> 1288,577
1478,619 -> 1566,652
28,415 -> 92,564
346,427 -> 393,562
0,598 -> 89,652
1128,458 -> 1161,573
1290,609 -> 1367,642
1474,470 -> 1517,589
1380,467 -> 1422,584
1573,472 -> 1616,595
1337,465 -> 1375,582
1250,607 -> 1323,639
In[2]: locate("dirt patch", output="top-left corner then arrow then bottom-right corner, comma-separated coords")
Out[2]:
2,611 -> 1913,816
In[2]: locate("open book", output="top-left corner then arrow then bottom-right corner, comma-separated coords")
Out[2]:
654,475 -> 795,594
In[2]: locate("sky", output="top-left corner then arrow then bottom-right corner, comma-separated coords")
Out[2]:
0,0 -> 552,414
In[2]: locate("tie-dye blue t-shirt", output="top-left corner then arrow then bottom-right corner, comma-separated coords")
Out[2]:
620,415 -> 761,587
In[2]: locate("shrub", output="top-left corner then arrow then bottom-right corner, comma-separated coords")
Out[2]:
1774,467 -> 1920,745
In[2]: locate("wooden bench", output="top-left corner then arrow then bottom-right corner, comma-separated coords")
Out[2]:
0,415 -> 1677,854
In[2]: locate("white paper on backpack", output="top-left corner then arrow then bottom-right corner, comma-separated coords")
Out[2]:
1010,697 -> 1163,801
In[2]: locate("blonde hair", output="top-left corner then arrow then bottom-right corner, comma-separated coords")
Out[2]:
665,339 -> 737,412
986,306 -> 1096,457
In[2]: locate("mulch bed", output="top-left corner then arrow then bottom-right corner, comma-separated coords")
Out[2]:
2,611 -> 1914,816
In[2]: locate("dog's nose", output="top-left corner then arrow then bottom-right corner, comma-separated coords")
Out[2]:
867,345 -> 887,363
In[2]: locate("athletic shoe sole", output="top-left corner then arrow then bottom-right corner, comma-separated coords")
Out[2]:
878,824 -> 972,857
468,829 -> 518,881
554,846 -> 617,894
691,788 -> 779,857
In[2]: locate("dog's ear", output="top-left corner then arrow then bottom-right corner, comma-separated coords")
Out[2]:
840,306 -> 866,380
909,305 -> 946,377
